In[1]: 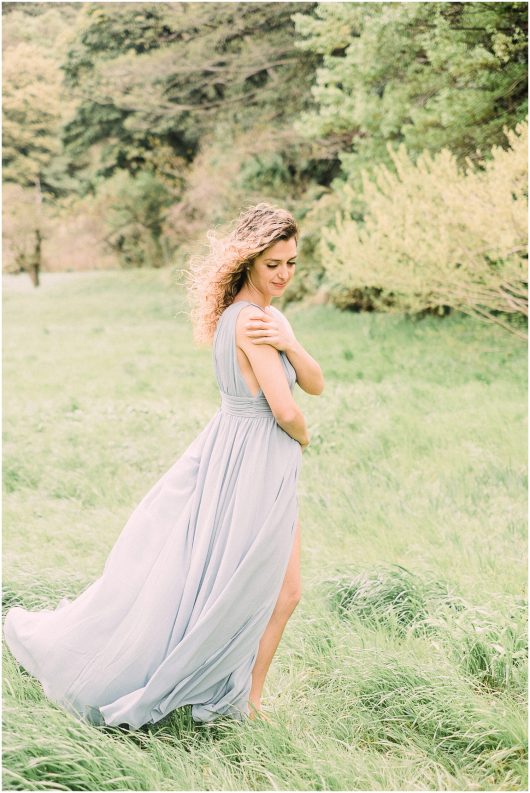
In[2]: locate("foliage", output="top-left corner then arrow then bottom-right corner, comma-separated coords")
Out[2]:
96,170 -> 175,268
2,4 -> 76,195
2,0 -> 528,301
61,2 -> 320,184
293,2 -> 528,184
2,184 -> 121,275
164,120 -> 333,273
321,121 -> 528,338
2,184 -> 48,275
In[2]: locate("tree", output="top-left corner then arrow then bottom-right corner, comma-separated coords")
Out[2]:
96,169 -> 174,268
2,2 -> 81,196
293,2 -> 528,185
3,182 -> 49,286
61,2 -> 321,185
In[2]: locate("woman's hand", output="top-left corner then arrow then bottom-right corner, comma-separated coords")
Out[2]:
245,309 -> 296,353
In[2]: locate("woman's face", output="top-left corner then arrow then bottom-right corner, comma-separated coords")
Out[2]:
249,237 -> 297,298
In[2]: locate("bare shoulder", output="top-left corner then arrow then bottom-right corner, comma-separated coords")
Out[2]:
235,303 -> 263,316
234,304 -> 265,344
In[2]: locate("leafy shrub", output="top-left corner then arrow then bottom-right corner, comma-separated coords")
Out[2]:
321,121 -> 528,337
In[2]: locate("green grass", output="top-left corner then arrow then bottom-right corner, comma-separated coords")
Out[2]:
2,269 -> 527,791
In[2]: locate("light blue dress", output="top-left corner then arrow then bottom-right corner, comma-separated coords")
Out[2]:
3,300 -> 302,728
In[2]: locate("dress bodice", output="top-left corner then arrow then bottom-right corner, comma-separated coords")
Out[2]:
213,300 -> 296,417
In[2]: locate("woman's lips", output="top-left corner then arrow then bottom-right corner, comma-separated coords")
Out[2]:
272,282 -> 286,287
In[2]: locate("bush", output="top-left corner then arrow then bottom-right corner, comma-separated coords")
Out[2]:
321,121 -> 528,338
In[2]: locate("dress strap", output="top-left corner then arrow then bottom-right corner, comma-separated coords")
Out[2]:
231,300 -> 267,312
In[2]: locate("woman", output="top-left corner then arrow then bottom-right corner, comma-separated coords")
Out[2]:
3,202 -> 324,728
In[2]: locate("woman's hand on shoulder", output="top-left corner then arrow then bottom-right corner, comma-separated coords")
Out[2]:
236,306 -> 297,423
243,305 -> 297,353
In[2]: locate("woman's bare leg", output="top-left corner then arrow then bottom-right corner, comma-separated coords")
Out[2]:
248,519 -> 301,717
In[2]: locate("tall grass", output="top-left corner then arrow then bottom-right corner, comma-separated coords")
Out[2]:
2,270 -> 527,790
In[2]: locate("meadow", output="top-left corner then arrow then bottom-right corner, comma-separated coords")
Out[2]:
2,269 -> 527,791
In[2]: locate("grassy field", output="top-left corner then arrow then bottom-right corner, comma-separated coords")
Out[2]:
2,269 -> 527,791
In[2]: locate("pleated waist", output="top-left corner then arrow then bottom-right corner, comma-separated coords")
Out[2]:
220,391 -> 274,419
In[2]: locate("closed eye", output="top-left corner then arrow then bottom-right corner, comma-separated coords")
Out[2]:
266,262 -> 297,269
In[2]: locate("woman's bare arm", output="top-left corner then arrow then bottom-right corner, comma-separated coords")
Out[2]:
245,307 -> 324,396
283,338 -> 324,396
236,306 -> 309,447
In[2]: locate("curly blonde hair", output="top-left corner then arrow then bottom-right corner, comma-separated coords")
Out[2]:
186,202 -> 299,345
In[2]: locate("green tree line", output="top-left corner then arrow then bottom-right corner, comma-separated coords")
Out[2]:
2,1 -> 527,333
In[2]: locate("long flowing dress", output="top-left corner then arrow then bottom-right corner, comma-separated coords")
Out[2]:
3,299 -> 302,729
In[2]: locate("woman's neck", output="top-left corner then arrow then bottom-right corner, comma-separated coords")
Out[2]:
234,288 -> 271,308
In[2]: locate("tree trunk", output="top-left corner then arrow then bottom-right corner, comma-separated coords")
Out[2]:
28,228 -> 42,288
